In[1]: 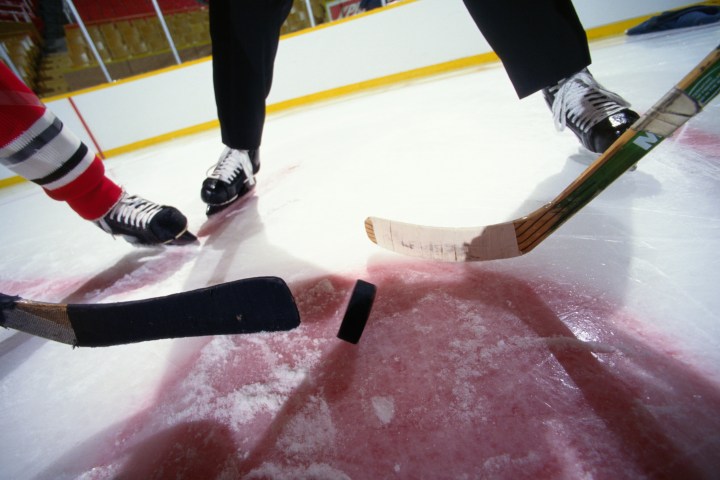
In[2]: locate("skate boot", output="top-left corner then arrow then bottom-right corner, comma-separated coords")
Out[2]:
95,192 -> 196,246
543,69 -> 640,154
201,148 -> 260,216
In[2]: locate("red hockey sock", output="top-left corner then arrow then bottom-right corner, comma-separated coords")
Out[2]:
2,63 -> 123,221
44,156 -> 122,220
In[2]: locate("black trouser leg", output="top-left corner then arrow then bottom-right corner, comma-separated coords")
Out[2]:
209,0 -> 293,150
462,0 -> 591,98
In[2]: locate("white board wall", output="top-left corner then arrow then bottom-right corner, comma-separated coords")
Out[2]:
1,0 -> 698,181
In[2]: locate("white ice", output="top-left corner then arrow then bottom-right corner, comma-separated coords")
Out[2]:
1,24 -> 719,479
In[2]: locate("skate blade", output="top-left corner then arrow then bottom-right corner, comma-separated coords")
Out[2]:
206,201 -> 234,216
205,184 -> 256,217
166,230 -> 198,246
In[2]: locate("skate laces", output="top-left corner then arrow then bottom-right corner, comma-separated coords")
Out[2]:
207,148 -> 255,185
550,70 -> 630,133
105,194 -> 163,230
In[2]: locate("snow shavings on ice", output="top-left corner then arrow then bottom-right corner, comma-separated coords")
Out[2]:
169,335 -> 310,428
245,462 -> 351,480
10,263 -> 720,479
276,395 -> 336,457
371,396 -> 395,425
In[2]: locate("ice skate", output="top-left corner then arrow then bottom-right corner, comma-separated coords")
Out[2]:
95,192 -> 196,246
543,69 -> 640,154
201,148 -> 260,216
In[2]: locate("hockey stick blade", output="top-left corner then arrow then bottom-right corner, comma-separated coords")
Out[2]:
0,276 -> 300,347
366,44 -> 720,262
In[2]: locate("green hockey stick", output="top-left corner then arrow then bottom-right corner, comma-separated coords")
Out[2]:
365,44 -> 720,262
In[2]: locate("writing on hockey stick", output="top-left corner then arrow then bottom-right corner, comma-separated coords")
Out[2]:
633,132 -> 663,151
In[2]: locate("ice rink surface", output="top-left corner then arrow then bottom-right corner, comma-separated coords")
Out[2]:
1,24 -> 720,479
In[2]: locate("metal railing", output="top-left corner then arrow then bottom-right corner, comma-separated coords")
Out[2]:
0,0 -> 36,23
0,0 -> 395,97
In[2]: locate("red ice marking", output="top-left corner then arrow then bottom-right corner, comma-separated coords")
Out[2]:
0,249 -> 196,305
196,193 -> 259,238
0,277 -> 88,302
673,126 -> 720,159
77,263 -> 720,479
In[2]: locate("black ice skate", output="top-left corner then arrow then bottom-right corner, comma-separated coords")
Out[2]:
201,148 -> 260,216
543,69 -> 640,154
95,192 -> 196,246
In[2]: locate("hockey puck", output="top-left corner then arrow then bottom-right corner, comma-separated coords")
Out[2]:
337,280 -> 376,344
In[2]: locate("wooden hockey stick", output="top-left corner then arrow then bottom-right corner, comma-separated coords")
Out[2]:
365,44 -> 720,262
0,277 -> 300,347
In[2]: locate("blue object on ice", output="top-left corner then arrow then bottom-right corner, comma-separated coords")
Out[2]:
627,6 -> 720,35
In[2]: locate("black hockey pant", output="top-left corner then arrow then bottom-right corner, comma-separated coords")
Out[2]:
209,0 -> 590,149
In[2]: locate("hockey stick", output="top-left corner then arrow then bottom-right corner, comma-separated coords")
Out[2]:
0,277 -> 300,347
365,44 -> 720,262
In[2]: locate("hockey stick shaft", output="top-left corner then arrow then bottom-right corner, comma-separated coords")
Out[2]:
513,44 -> 720,254
365,44 -> 720,262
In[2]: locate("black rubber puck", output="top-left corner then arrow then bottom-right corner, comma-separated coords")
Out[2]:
337,280 -> 376,344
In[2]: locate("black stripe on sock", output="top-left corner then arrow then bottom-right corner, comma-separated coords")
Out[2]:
4,116 -> 64,166
33,143 -> 89,186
